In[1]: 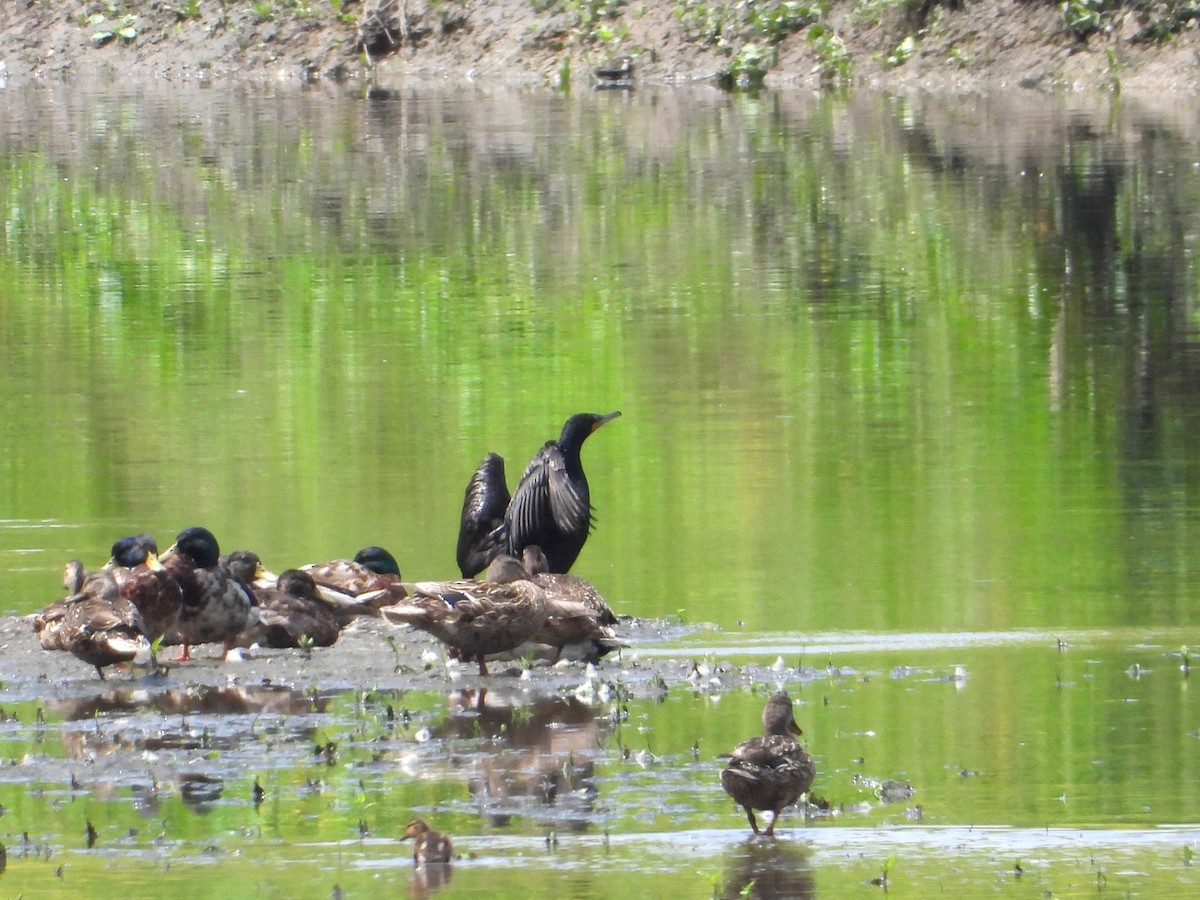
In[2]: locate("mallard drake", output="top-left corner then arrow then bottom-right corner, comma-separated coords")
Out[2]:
456,411 -> 621,576
720,691 -> 816,836
383,555 -> 592,675
57,573 -> 151,679
160,527 -> 257,661
401,818 -> 453,865
235,567 -> 340,649
299,546 -> 406,622
104,534 -> 182,647
301,546 -> 401,595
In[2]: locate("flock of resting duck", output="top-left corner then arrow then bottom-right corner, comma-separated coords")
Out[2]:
28,411 -> 817,841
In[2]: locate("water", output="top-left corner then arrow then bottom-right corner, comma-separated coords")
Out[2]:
2,81 -> 1200,894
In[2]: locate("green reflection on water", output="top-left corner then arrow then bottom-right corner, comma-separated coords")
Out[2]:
3,82 -> 1200,895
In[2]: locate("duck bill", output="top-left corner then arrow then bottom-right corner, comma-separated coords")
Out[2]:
789,719 -> 803,736
593,410 -> 621,431
145,552 -> 166,573
159,542 -> 179,564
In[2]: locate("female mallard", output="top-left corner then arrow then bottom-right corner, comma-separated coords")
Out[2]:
383,555 -> 588,676
720,691 -> 816,836
235,567 -> 340,649
160,527 -> 257,661
480,545 -> 625,664
56,572 -> 151,679
401,818 -> 453,864
104,533 -> 182,648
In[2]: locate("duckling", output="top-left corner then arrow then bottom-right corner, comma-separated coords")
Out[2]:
720,691 -> 816,836
401,818 -> 454,865
160,527 -> 257,661
383,555 -> 589,676
236,568 -> 340,649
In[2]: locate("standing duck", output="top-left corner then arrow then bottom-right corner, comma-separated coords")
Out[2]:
57,571 -> 151,679
160,527 -> 257,661
382,555 -> 590,675
104,534 -> 182,650
456,411 -> 621,576
720,691 -> 816,836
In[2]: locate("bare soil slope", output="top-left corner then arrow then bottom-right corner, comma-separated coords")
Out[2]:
1,0 -> 1198,93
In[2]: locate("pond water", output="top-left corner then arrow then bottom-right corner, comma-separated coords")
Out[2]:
2,80 -> 1200,895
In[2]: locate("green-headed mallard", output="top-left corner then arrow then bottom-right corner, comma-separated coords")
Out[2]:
236,567 -> 340,649
301,546 -> 401,595
401,818 -> 453,865
160,526 -> 257,661
456,411 -> 621,577
298,546 -> 406,622
720,691 -> 816,836
383,555 -> 583,676
104,533 -> 182,647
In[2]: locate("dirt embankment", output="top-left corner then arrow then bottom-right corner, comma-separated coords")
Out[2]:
1,0 -> 1199,94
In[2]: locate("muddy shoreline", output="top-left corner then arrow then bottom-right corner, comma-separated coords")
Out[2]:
1,613 -> 778,702
3,0 -> 1200,95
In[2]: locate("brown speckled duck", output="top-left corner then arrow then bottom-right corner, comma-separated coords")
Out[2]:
401,818 -> 454,865
482,545 -> 625,664
235,565 -> 340,649
720,691 -> 816,836
383,555 -> 590,676
160,527 -> 257,661
55,571 -> 151,679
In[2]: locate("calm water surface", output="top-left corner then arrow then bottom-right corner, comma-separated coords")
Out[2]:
2,81 -> 1200,895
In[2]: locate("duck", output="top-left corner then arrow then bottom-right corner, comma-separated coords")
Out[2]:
401,818 -> 454,865
235,567 -> 340,649
382,555 -> 593,676
159,526 -> 258,661
103,533 -> 182,648
720,691 -> 816,836
456,411 -> 621,576
299,545 -> 406,622
521,545 -> 617,624
480,545 -> 625,664
57,571 -> 152,679
301,545 -> 401,595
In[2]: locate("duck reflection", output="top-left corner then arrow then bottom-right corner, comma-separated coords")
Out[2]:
410,862 -> 452,898
437,689 -> 608,831
52,684 -> 328,760
722,838 -> 816,900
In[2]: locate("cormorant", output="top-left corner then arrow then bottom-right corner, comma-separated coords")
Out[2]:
456,411 -> 620,576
